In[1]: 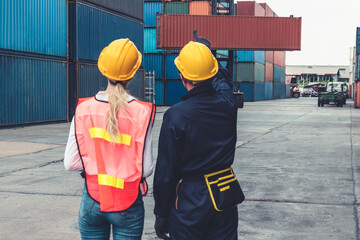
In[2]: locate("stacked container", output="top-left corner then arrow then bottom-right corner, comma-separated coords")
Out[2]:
0,0 -> 145,126
235,1 -> 265,101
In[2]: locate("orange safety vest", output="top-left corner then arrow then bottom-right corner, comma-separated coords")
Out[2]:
75,97 -> 155,212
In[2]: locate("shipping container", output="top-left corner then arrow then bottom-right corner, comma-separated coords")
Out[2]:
78,63 -> 107,98
155,80 -> 164,105
127,69 -> 145,101
189,1 -> 212,15
357,27 -> 360,55
165,2 -> 189,15
286,85 -> 291,98
0,0 -> 67,57
0,54 -> 67,126
274,65 -> 285,83
144,2 -> 163,27
144,28 -> 163,53
235,62 -> 265,82
79,0 -> 144,21
238,82 -> 264,101
236,1 -> 265,16
274,51 -> 286,68
144,54 -> 163,79
281,83 -> 286,98
165,54 -> 180,79
265,62 -> 274,81
166,80 -> 187,105
157,15 -> 302,50
259,3 -> 274,17
236,51 -> 265,64
265,81 -> 273,100
76,3 -> 144,61
274,82 -> 282,99
265,51 -> 274,63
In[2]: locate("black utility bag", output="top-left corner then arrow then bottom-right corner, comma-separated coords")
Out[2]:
204,167 -> 245,211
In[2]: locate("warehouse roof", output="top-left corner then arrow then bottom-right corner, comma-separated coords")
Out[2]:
286,65 -> 349,76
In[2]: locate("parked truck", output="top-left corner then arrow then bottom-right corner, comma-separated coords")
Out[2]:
318,82 -> 348,107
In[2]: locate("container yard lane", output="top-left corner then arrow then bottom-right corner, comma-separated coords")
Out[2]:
0,97 -> 360,239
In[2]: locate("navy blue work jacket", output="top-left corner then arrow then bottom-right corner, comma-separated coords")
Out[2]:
153,67 -> 238,217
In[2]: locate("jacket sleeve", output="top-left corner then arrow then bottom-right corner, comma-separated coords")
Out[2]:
212,65 -> 236,108
153,111 -> 181,217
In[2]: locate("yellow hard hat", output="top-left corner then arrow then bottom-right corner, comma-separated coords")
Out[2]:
174,41 -> 218,81
98,38 -> 142,81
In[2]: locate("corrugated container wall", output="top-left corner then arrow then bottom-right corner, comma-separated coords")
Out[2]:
165,54 -> 179,79
274,65 -> 285,83
254,83 -> 265,101
265,62 -> 274,81
0,55 -> 67,126
157,15 -> 302,50
145,28 -> 163,53
274,51 -> 286,67
127,69 -> 145,100
265,81 -> 273,100
0,0 -> 67,57
166,81 -> 187,105
79,0 -> 144,21
165,2 -> 189,15
259,3 -> 274,16
236,63 -> 265,82
155,80 -> 164,105
357,27 -> 360,55
286,85 -> 291,98
144,54 -> 163,79
76,3 -> 144,61
236,1 -> 265,16
145,2 -> 163,27
274,82 -> 282,99
78,63 -> 107,98
265,51 -> 274,63
236,51 -> 265,64
239,82 -> 264,101
189,1 -> 212,15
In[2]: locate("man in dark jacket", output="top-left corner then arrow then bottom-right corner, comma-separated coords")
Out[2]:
153,41 -> 240,240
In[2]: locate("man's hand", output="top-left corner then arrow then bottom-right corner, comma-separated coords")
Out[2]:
154,215 -> 170,240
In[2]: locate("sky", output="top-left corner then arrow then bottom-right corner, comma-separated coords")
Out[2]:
239,0 -> 360,66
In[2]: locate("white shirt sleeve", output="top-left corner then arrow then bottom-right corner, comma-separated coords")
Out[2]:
142,124 -> 154,178
64,118 -> 83,171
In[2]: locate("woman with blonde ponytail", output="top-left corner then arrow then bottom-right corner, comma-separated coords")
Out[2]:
64,39 -> 155,240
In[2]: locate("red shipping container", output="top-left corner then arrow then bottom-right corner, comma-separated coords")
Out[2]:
265,51 -> 274,63
157,15 -> 302,50
265,61 -> 274,81
274,51 -> 286,67
237,1 -> 265,16
259,3 -> 274,17
189,1 -> 211,16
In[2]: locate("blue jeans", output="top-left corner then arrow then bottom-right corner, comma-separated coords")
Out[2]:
78,186 -> 144,240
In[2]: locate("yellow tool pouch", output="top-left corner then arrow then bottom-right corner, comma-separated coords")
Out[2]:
204,167 -> 245,211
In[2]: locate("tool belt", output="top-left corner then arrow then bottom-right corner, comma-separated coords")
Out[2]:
204,167 -> 245,211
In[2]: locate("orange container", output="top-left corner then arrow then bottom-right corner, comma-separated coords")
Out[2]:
189,1 -> 211,15
355,82 -> 360,108
265,61 -> 274,81
274,51 -> 286,68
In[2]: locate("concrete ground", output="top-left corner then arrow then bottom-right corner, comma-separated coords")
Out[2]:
1,97 -> 360,239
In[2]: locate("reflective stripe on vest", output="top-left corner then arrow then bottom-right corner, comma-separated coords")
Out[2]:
75,97 -> 155,212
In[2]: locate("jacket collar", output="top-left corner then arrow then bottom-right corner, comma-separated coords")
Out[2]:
181,84 -> 215,101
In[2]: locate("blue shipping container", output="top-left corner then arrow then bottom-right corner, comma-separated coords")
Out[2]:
127,69 -> 145,101
274,65 -> 285,83
0,0 -> 67,57
265,82 -> 273,100
166,54 -> 179,79
239,82 -> 254,101
286,85 -> 291,98
77,3 -> 144,61
254,83 -> 265,101
274,83 -> 282,99
155,80 -> 164,105
281,84 -> 286,98
144,54 -> 163,79
144,28 -> 163,53
166,80 -> 187,105
144,2 -> 163,27
236,51 -> 265,64
0,54 -> 67,126
357,27 -> 360,55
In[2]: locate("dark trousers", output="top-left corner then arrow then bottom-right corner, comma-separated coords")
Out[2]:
169,178 -> 238,240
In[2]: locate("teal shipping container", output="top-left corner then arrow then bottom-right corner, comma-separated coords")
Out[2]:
235,62 -> 265,82
78,63 -> 107,98
166,54 -> 180,79
165,2 -> 189,14
265,81 -> 273,100
145,2 -> 163,27
166,80 -> 187,105
357,27 -> 360,55
286,85 -> 291,98
0,54 -> 67,126
144,54 -> 163,79
144,28 -> 163,53
236,51 -> 265,64
281,84 -> 286,98
273,65 -> 285,83
127,69 -> 145,101
76,3 -> 144,61
238,82 -> 264,101
274,82 -> 282,99
0,0 -> 67,57
80,0 -> 144,21
155,80 -> 164,105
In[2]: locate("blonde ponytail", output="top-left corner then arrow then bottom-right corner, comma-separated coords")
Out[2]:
106,82 -> 130,142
